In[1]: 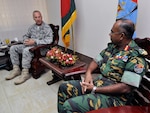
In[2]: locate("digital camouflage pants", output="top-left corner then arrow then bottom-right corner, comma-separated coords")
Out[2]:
58,79 -> 127,113
10,44 -> 34,69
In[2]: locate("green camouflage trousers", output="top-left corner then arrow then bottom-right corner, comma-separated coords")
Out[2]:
57,79 -> 127,113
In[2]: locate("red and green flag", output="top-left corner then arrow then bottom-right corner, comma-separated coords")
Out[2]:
117,0 -> 138,39
61,0 -> 77,48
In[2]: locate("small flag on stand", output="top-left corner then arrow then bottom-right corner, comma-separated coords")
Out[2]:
61,0 -> 77,48
116,0 -> 138,39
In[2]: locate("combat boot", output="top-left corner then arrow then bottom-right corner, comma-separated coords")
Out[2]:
5,65 -> 21,80
14,68 -> 31,85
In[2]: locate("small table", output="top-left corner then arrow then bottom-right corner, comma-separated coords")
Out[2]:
0,41 -> 22,70
39,57 -> 87,85
0,46 -> 12,70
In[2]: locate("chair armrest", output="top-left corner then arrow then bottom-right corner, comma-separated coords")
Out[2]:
86,105 -> 150,113
9,41 -> 23,47
29,43 -> 58,56
29,44 -> 50,57
29,44 -> 49,52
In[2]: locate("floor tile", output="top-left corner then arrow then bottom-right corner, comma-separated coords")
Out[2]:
0,98 -> 12,113
0,83 -> 7,101
0,69 -> 61,113
39,103 -> 58,113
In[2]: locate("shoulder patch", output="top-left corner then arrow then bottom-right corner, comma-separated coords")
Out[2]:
134,64 -> 144,74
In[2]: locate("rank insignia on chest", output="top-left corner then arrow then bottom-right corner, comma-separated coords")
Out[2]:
115,53 -> 121,59
122,55 -> 128,62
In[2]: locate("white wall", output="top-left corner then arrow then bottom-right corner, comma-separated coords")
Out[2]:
46,0 -> 150,58
136,0 -> 150,38
75,0 -> 118,58
46,0 -> 62,46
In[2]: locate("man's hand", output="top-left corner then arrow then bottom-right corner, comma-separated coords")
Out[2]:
80,60 -> 97,94
24,39 -> 35,46
81,75 -> 93,94
80,81 -> 94,94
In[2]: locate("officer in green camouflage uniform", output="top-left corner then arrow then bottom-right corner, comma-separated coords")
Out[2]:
5,10 -> 53,85
57,19 -> 148,113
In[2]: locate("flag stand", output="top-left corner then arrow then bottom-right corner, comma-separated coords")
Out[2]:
71,25 -> 76,55
65,46 -> 67,52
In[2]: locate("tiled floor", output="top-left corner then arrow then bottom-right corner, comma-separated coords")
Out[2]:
0,69 -> 63,113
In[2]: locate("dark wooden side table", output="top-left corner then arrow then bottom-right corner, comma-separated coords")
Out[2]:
0,47 -> 12,70
39,45 -> 93,85
0,41 -> 22,71
39,57 -> 87,85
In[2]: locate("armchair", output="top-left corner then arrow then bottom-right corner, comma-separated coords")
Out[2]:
29,24 -> 59,79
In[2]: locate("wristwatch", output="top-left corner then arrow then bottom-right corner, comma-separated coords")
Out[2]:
91,86 -> 97,94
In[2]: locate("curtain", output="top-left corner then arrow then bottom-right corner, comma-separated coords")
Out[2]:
0,0 -> 49,42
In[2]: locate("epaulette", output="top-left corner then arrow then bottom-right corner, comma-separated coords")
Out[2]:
133,46 -> 148,56
138,48 -> 148,56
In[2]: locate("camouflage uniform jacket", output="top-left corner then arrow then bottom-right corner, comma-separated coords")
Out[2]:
94,40 -> 148,89
23,22 -> 53,45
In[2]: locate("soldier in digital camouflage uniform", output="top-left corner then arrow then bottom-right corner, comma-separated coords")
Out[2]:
5,10 -> 53,85
57,19 -> 148,113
